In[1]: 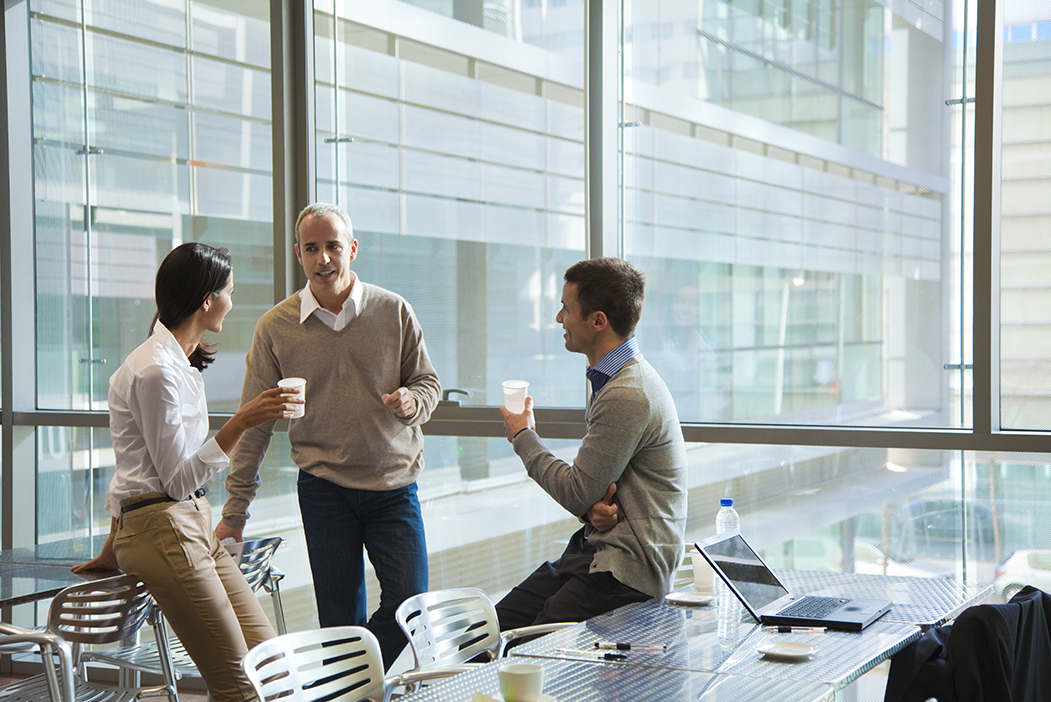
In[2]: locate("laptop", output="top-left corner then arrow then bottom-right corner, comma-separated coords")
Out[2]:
695,531 -> 892,632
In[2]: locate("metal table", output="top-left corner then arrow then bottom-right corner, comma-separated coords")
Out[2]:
0,536 -> 111,607
776,570 -> 993,628
509,600 -> 920,691
396,656 -> 836,702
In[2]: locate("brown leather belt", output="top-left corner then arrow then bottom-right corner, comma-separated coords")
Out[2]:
121,487 -> 208,514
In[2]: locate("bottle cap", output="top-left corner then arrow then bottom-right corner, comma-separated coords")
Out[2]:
720,498 -> 733,507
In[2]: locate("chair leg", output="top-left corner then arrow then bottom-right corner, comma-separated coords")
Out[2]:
150,608 -> 181,702
269,585 -> 287,636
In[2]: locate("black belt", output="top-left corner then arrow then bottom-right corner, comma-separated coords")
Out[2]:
121,487 -> 208,514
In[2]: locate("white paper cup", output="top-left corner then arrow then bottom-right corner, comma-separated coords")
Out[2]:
693,548 -> 716,594
277,377 -> 306,418
498,662 -> 543,702
502,380 -> 529,414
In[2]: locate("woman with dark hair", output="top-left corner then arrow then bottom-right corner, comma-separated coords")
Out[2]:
74,242 -> 302,702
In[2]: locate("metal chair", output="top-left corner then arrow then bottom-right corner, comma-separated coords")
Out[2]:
241,626 -> 466,702
82,536 -> 286,683
0,574 -> 177,702
0,625 -> 75,702
395,588 -> 575,673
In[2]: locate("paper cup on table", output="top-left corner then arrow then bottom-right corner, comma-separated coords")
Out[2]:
498,662 -> 543,702
277,377 -> 306,418
692,547 -> 716,594
502,380 -> 529,414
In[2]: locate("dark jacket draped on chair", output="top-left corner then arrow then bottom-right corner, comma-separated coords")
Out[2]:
885,585 -> 1051,702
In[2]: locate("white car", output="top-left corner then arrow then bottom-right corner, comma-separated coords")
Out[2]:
851,539 -> 953,579
994,550 -> 1051,600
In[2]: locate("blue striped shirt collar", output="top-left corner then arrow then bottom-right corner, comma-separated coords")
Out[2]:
586,337 -> 640,396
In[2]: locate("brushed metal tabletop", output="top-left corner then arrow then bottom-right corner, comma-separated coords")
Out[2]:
509,600 -> 920,690
774,569 -> 992,627
0,536 -> 113,607
396,656 -> 836,702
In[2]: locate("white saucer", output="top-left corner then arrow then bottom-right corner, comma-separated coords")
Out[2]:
487,694 -> 556,702
754,641 -> 818,661
664,591 -> 714,606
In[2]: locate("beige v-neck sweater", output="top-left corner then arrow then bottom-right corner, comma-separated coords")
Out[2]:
221,284 -> 441,529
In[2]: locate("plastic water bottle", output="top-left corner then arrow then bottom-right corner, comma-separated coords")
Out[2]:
715,498 -> 741,633
716,498 -> 740,534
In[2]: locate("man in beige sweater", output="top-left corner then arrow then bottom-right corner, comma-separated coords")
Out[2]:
215,203 -> 441,669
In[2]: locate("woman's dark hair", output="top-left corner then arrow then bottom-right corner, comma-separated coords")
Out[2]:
150,242 -> 232,371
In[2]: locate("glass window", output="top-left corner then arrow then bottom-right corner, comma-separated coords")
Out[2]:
312,0 -> 587,412
28,0 -> 279,559
999,8 -> 1051,430
31,0 -> 273,414
622,0 -> 958,428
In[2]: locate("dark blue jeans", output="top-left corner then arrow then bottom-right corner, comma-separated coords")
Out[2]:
297,472 -> 428,670
495,527 -> 649,633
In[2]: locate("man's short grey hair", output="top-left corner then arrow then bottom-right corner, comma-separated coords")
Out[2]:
295,202 -> 353,244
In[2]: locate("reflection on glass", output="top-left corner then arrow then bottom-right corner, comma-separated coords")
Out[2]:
313,0 -> 587,408
31,0 -> 273,411
622,1 -> 954,428
998,3 -> 1051,429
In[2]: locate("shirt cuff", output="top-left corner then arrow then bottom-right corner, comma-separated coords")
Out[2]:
199,436 -> 230,466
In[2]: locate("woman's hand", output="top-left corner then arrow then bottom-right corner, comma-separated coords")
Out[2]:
235,386 -> 303,429
71,549 -> 119,574
72,520 -> 119,573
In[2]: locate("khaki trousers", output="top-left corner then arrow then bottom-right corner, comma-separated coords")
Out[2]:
114,493 -> 276,702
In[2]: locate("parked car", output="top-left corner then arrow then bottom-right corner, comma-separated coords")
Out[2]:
762,536 -> 843,572
851,538 -> 953,579
994,550 -> 1051,600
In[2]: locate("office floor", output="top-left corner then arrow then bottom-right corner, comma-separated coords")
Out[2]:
0,674 -> 208,702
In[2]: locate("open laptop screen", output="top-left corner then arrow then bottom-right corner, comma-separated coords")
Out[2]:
703,533 -> 790,611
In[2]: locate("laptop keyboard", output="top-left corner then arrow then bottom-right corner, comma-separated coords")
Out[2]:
777,596 -> 847,619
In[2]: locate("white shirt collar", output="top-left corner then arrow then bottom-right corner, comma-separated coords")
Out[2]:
152,322 -> 192,369
299,272 -> 362,328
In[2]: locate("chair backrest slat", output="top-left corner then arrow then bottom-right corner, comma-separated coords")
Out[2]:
395,588 -> 500,668
232,537 -> 282,592
47,575 -> 152,645
242,626 -> 385,702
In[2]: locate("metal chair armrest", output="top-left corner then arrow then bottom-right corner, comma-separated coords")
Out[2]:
0,622 -> 32,636
383,666 -> 474,702
0,629 -> 76,702
497,622 -> 576,657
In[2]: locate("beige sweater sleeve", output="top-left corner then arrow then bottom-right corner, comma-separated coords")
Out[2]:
221,306 -> 284,529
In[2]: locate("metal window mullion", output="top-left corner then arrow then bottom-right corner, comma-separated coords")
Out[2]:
585,0 -> 618,260
78,1 -> 96,412
973,0 -> 1001,437
2,0 -> 39,556
271,0 -> 313,302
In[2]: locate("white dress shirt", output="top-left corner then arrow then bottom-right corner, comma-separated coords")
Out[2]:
105,323 -> 229,518
299,272 -> 362,331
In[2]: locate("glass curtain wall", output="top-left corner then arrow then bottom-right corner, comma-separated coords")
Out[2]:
29,0 -> 280,537
8,0 -> 1051,639
998,4 -> 1051,430
311,0 -> 587,487
622,0 -> 950,430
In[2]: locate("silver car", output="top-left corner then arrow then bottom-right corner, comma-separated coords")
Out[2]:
993,550 -> 1051,601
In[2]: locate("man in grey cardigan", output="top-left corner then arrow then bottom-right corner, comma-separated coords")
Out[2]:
215,203 -> 440,669
499,257 -> 687,627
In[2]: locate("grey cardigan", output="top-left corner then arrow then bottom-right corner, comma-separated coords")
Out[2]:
513,355 -> 688,597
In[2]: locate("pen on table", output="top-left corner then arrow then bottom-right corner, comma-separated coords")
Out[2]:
765,626 -> 827,634
594,641 -> 667,651
556,648 -> 627,661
